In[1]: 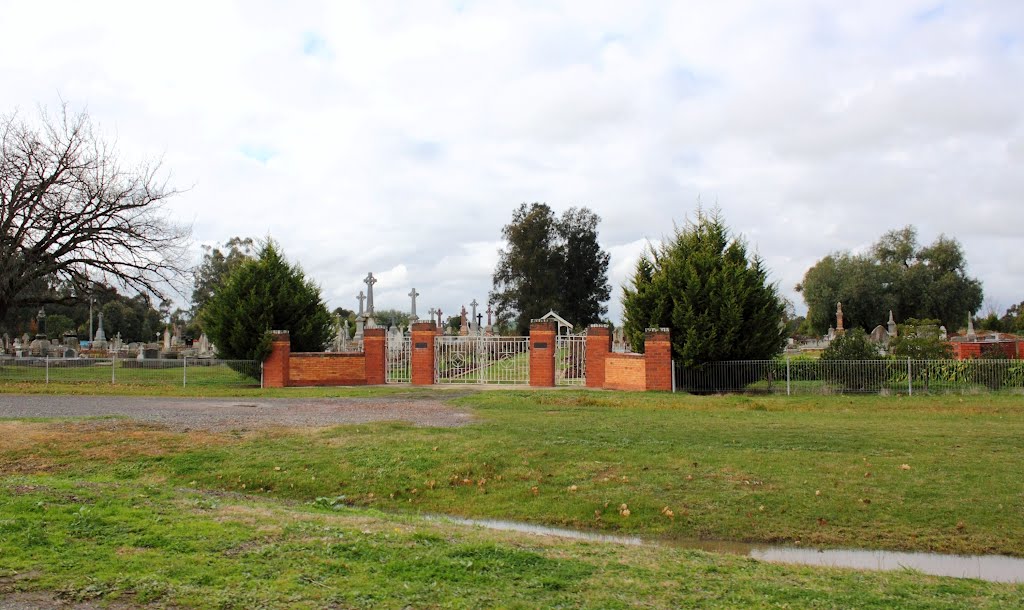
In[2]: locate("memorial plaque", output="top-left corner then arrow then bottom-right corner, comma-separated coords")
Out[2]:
415,342 -> 428,349
533,342 -> 548,349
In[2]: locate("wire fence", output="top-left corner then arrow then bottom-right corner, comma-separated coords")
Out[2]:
0,357 -> 262,388
673,358 -> 1024,395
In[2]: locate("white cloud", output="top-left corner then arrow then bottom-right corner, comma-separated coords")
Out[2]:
2,1 -> 1022,324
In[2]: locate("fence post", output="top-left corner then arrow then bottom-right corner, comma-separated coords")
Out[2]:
671,360 -> 676,393
907,358 -> 912,396
45,356 -> 49,384
260,361 -> 264,389
786,357 -> 791,396
111,353 -> 116,384
183,357 -> 187,387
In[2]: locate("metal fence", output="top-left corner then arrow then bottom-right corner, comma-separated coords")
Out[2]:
0,357 -> 262,388
386,336 -> 411,383
435,336 -> 530,384
673,358 -> 1024,395
556,335 -> 586,386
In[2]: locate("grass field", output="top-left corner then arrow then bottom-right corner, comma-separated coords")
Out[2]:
0,360 -> 260,387
1,388 -> 1023,607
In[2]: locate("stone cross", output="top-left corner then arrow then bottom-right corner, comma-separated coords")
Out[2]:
94,312 -> 106,343
486,305 -> 493,326
408,288 -> 420,319
470,299 -> 479,332
476,313 -> 483,334
460,305 -> 469,335
428,307 -> 436,322
436,308 -> 443,327
356,290 -> 366,316
36,307 -> 46,338
364,273 -> 377,315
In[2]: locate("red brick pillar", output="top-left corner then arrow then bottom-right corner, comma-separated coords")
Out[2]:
263,330 -> 291,388
364,328 -> 386,385
411,321 -> 437,386
585,324 -> 612,389
644,328 -> 672,391
529,319 -> 557,387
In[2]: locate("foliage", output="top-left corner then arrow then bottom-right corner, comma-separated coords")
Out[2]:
821,329 -> 884,361
820,329 -> 886,391
491,203 -> 611,334
191,237 -> 257,325
201,241 -> 332,364
372,308 -> 410,329
797,226 -> 983,334
889,318 -> 952,359
0,104 -> 190,322
621,208 -> 787,372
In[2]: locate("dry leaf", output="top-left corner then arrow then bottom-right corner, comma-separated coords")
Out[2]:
899,464 -> 911,470
568,485 -> 578,492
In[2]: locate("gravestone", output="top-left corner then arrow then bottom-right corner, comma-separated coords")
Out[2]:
408,287 -> 419,322
459,305 -> 468,336
64,348 -> 77,359
93,312 -> 107,350
143,347 -> 160,359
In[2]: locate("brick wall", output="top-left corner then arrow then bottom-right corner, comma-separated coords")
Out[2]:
604,353 -> 646,390
950,340 -> 1021,360
289,352 -> 367,386
261,328 -> 386,387
529,319 -> 556,387
586,326 -> 672,392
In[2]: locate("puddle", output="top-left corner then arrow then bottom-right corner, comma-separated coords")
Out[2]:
435,516 -> 1024,584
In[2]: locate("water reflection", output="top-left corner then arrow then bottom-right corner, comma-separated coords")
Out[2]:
436,516 -> 1024,584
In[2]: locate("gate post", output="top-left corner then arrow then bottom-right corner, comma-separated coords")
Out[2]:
263,330 -> 291,388
644,328 -> 672,391
529,319 -> 557,387
411,321 -> 437,386
364,328 -> 386,385
585,324 -> 612,389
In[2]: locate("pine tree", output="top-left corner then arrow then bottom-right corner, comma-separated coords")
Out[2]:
201,241 -> 332,367
622,208 -> 786,369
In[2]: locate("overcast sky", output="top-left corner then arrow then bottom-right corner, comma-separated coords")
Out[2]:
3,1 -> 1022,325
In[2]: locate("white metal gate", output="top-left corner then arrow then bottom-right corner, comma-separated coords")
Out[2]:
386,336 -> 411,383
435,336 -> 530,384
556,335 -> 586,386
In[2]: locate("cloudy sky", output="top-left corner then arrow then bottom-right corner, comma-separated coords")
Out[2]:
3,1 -> 1022,324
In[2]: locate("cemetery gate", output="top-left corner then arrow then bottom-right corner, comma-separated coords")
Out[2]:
386,335 -> 411,383
555,334 -> 586,386
434,336 -> 530,384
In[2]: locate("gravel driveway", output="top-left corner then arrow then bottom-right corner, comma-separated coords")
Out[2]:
0,394 -> 473,431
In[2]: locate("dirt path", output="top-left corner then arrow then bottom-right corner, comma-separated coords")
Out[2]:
0,394 -> 473,431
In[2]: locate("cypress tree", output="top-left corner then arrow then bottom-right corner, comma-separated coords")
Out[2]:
202,240 -> 333,367
622,208 -> 786,369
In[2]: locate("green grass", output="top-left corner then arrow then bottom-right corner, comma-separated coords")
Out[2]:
0,361 -> 259,387
1,476 -> 1021,609
2,389 -> 1024,607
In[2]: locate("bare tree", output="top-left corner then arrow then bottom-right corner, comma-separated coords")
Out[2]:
0,104 -> 190,321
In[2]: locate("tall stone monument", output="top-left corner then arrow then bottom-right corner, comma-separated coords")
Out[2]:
408,288 -> 420,323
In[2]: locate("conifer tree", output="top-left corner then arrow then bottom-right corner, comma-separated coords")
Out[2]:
202,240 -> 332,367
622,208 -> 786,368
